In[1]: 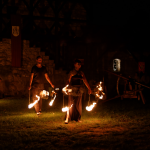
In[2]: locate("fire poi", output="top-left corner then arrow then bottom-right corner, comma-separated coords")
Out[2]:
28,90 -> 49,109
40,90 -> 49,99
62,85 -> 74,123
95,81 -> 105,99
86,102 -> 96,111
49,88 -> 59,106
49,90 -> 57,106
28,95 -> 40,109
62,84 -> 72,95
86,81 -> 105,111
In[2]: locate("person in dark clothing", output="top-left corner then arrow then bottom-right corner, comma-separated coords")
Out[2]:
28,56 -> 54,115
64,59 -> 91,123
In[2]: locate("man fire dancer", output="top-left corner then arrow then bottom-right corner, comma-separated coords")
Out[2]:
28,56 -> 54,115
64,59 -> 92,123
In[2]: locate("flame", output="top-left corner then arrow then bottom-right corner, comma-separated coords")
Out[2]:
62,104 -> 73,112
62,85 -> 72,95
86,81 -> 105,112
55,88 -> 59,90
40,90 -> 49,97
28,95 -> 40,109
86,102 -> 96,111
49,93 -> 56,106
95,81 -> 105,100
62,107 -> 69,112
62,84 -> 69,95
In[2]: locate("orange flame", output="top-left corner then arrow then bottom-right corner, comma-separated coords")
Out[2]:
49,91 -> 56,106
62,85 -> 72,95
40,90 -> 49,97
28,95 -> 40,109
86,102 -> 96,111
96,81 -> 105,99
62,104 -> 73,112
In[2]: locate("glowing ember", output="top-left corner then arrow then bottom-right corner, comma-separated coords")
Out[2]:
86,102 -> 96,111
28,95 -> 40,109
55,88 -> 59,90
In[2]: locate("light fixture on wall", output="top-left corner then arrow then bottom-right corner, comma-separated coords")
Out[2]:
113,59 -> 121,72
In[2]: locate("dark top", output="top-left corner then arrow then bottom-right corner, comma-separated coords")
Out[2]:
31,65 -> 48,89
70,69 -> 83,86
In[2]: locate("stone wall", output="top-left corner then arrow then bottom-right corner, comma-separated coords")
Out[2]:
0,38 -> 57,97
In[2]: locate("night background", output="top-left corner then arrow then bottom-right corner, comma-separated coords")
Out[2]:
1,0 -> 150,149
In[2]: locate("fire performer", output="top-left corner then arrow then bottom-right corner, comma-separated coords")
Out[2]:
28,56 -> 54,115
65,59 -> 91,123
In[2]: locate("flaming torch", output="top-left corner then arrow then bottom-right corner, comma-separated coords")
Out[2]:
28,95 -> 40,109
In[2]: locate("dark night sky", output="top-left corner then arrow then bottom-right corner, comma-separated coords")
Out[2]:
92,0 -> 150,52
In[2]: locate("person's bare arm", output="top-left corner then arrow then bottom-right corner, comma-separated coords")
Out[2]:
28,73 -> 34,90
82,72 -> 92,94
66,71 -> 75,85
45,73 -> 54,88
67,74 -> 73,85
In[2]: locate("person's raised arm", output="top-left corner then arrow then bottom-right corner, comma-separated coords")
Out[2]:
45,73 -> 54,88
82,72 -> 92,94
28,73 -> 34,90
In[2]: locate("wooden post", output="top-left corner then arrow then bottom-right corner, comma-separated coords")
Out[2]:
139,91 -> 145,104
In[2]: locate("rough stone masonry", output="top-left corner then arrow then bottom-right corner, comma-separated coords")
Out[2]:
0,38 -> 68,97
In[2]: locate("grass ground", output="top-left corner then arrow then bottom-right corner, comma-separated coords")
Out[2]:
0,92 -> 150,150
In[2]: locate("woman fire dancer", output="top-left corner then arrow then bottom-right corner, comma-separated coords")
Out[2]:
64,59 -> 91,123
